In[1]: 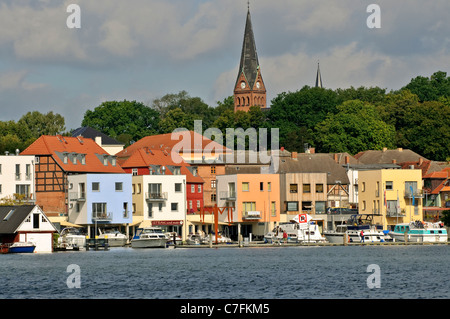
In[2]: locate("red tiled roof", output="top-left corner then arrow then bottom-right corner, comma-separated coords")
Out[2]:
20,135 -> 125,173
120,148 -> 204,184
116,131 -> 231,159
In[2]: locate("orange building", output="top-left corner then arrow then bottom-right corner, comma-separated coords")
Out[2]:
216,173 -> 280,240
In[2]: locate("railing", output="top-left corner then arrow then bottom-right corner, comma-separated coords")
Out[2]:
145,192 -> 168,201
69,192 -> 86,201
92,212 -> 112,221
404,189 -> 424,198
386,209 -> 405,217
219,191 -> 236,201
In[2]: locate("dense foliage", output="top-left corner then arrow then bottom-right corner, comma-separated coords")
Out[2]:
2,71 -> 449,161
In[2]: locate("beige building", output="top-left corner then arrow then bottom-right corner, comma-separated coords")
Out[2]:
358,169 -> 423,230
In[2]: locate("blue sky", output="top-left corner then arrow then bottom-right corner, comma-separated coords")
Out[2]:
0,0 -> 449,130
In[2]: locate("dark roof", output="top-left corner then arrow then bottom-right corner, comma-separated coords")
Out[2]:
0,205 -> 35,234
72,127 -> 123,146
235,8 -> 261,89
278,153 -> 350,184
354,148 -> 427,164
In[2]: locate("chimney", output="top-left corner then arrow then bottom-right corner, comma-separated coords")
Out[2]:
291,151 -> 298,160
382,147 -> 387,152
392,159 -> 396,164
309,147 -> 315,154
397,148 -> 403,152
418,158 -> 423,165
345,155 -> 349,164
334,153 -> 338,163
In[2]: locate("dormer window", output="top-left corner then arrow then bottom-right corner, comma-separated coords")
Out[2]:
103,155 -> 108,166
63,152 -> 68,164
81,154 -> 86,165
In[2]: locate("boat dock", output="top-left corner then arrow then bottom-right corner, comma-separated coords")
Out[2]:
85,238 -> 109,251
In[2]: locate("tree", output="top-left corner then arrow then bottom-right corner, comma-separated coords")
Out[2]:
17,111 -> 66,138
441,210 -> 450,227
315,100 -> 396,154
81,100 -> 160,143
402,71 -> 450,102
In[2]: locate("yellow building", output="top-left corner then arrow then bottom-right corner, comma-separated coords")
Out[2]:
358,169 -> 423,230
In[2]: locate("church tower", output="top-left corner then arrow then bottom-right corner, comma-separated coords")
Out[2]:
234,4 -> 266,112
315,62 -> 323,88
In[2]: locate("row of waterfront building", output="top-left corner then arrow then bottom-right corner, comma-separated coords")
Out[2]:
0,127 -> 449,244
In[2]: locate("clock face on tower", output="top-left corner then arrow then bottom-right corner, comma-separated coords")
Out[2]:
241,82 -> 246,89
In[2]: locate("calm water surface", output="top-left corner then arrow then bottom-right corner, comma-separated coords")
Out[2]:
1,245 -> 448,299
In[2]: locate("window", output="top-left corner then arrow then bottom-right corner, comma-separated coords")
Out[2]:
123,202 -> 129,218
171,203 -> 178,211
189,201 -> 193,209
386,181 -> 393,190
242,182 -> 249,191
16,185 -> 30,198
362,182 -> 366,192
175,183 -> 182,192
211,193 -> 216,202
197,200 -> 201,208
271,201 -> 276,217
132,168 -> 138,176
158,203 -> 163,211
211,166 -> 216,174
191,185 -> 195,193
302,201 -> 312,211
211,180 -> 216,189
76,203 -> 80,213
92,182 -> 100,191
0,184 -> 2,194
315,201 -> 326,214
290,184 -> 298,193
132,184 -> 135,194
192,167 -> 198,176
362,201 -> 366,210
172,167 -> 181,175
148,203 -> 153,218
242,202 -> 256,213
286,201 -> 299,211
260,182 -> 264,191
303,184 -> 311,193
115,182 -> 123,191
268,182 -> 271,192
81,154 -> 86,165
25,164 -> 31,180
137,183 -> 141,194
316,184 -> 324,193
15,164 -> 20,180
92,203 -> 107,218
198,184 -> 201,193
0,164 -> 2,174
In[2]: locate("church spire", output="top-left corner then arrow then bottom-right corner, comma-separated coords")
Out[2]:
315,62 -> 323,88
234,3 -> 266,112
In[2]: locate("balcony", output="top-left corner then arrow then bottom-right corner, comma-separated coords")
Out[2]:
92,212 -> 112,222
69,192 -> 86,202
404,189 -> 424,199
145,192 -> 168,201
219,191 -> 236,201
242,211 -> 261,220
386,208 -> 405,217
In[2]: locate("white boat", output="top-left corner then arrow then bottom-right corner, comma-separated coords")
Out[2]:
388,221 -> 448,243
131,227 -> 167,248
165,232 -> 182,245
323,214 -> 386,243
57,227 -> 86,249
264,214 -> 327,243
201,232 -> 232,244
98,229 -> 128,247
186,234 -> 204,245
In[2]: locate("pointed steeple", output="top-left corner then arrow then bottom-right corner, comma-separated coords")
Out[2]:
315,62 -> 323,88
234,3 -> 266,112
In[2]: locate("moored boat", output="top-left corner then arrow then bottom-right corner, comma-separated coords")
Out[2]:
131,227 -> 167,248
8,242 -> 36,253
186,233 -> 204,245
324,214 -> 386,243
264,214 -> 327,243
388,221 -> 448,243
98,229 -> 128,247
57,227 -> 86,250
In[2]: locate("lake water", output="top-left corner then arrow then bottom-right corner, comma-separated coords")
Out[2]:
1,245 -> 449,300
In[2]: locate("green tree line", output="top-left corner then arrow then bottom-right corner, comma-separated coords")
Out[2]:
2,71 -> 449,161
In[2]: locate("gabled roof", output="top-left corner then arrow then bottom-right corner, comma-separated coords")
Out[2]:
72,127 -> 124,146
116,131 -> 231,159
120,148 -> 204,184
0,205 -> 35,234
354,148 -> 427,165
20,135 -> 125,174
278,153 -> 350,184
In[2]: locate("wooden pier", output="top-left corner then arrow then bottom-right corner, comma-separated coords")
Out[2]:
85,238 -> 109,251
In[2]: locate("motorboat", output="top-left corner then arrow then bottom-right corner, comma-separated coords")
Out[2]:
57,227 -> 86,249
186,234 -> 204,245
388,221 -> 448,243
201,232 -> 232,244
8,242 -> 36,253
264,214 -> 327,244
98,229 -> 128,247
131,227 -> 167,248
324,214 -> 385,243
165,232 -> 182,245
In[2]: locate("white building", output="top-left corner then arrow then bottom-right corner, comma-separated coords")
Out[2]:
0,154 -> 35,204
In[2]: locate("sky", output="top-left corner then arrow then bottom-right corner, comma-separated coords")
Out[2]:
0,0 -> 449,131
